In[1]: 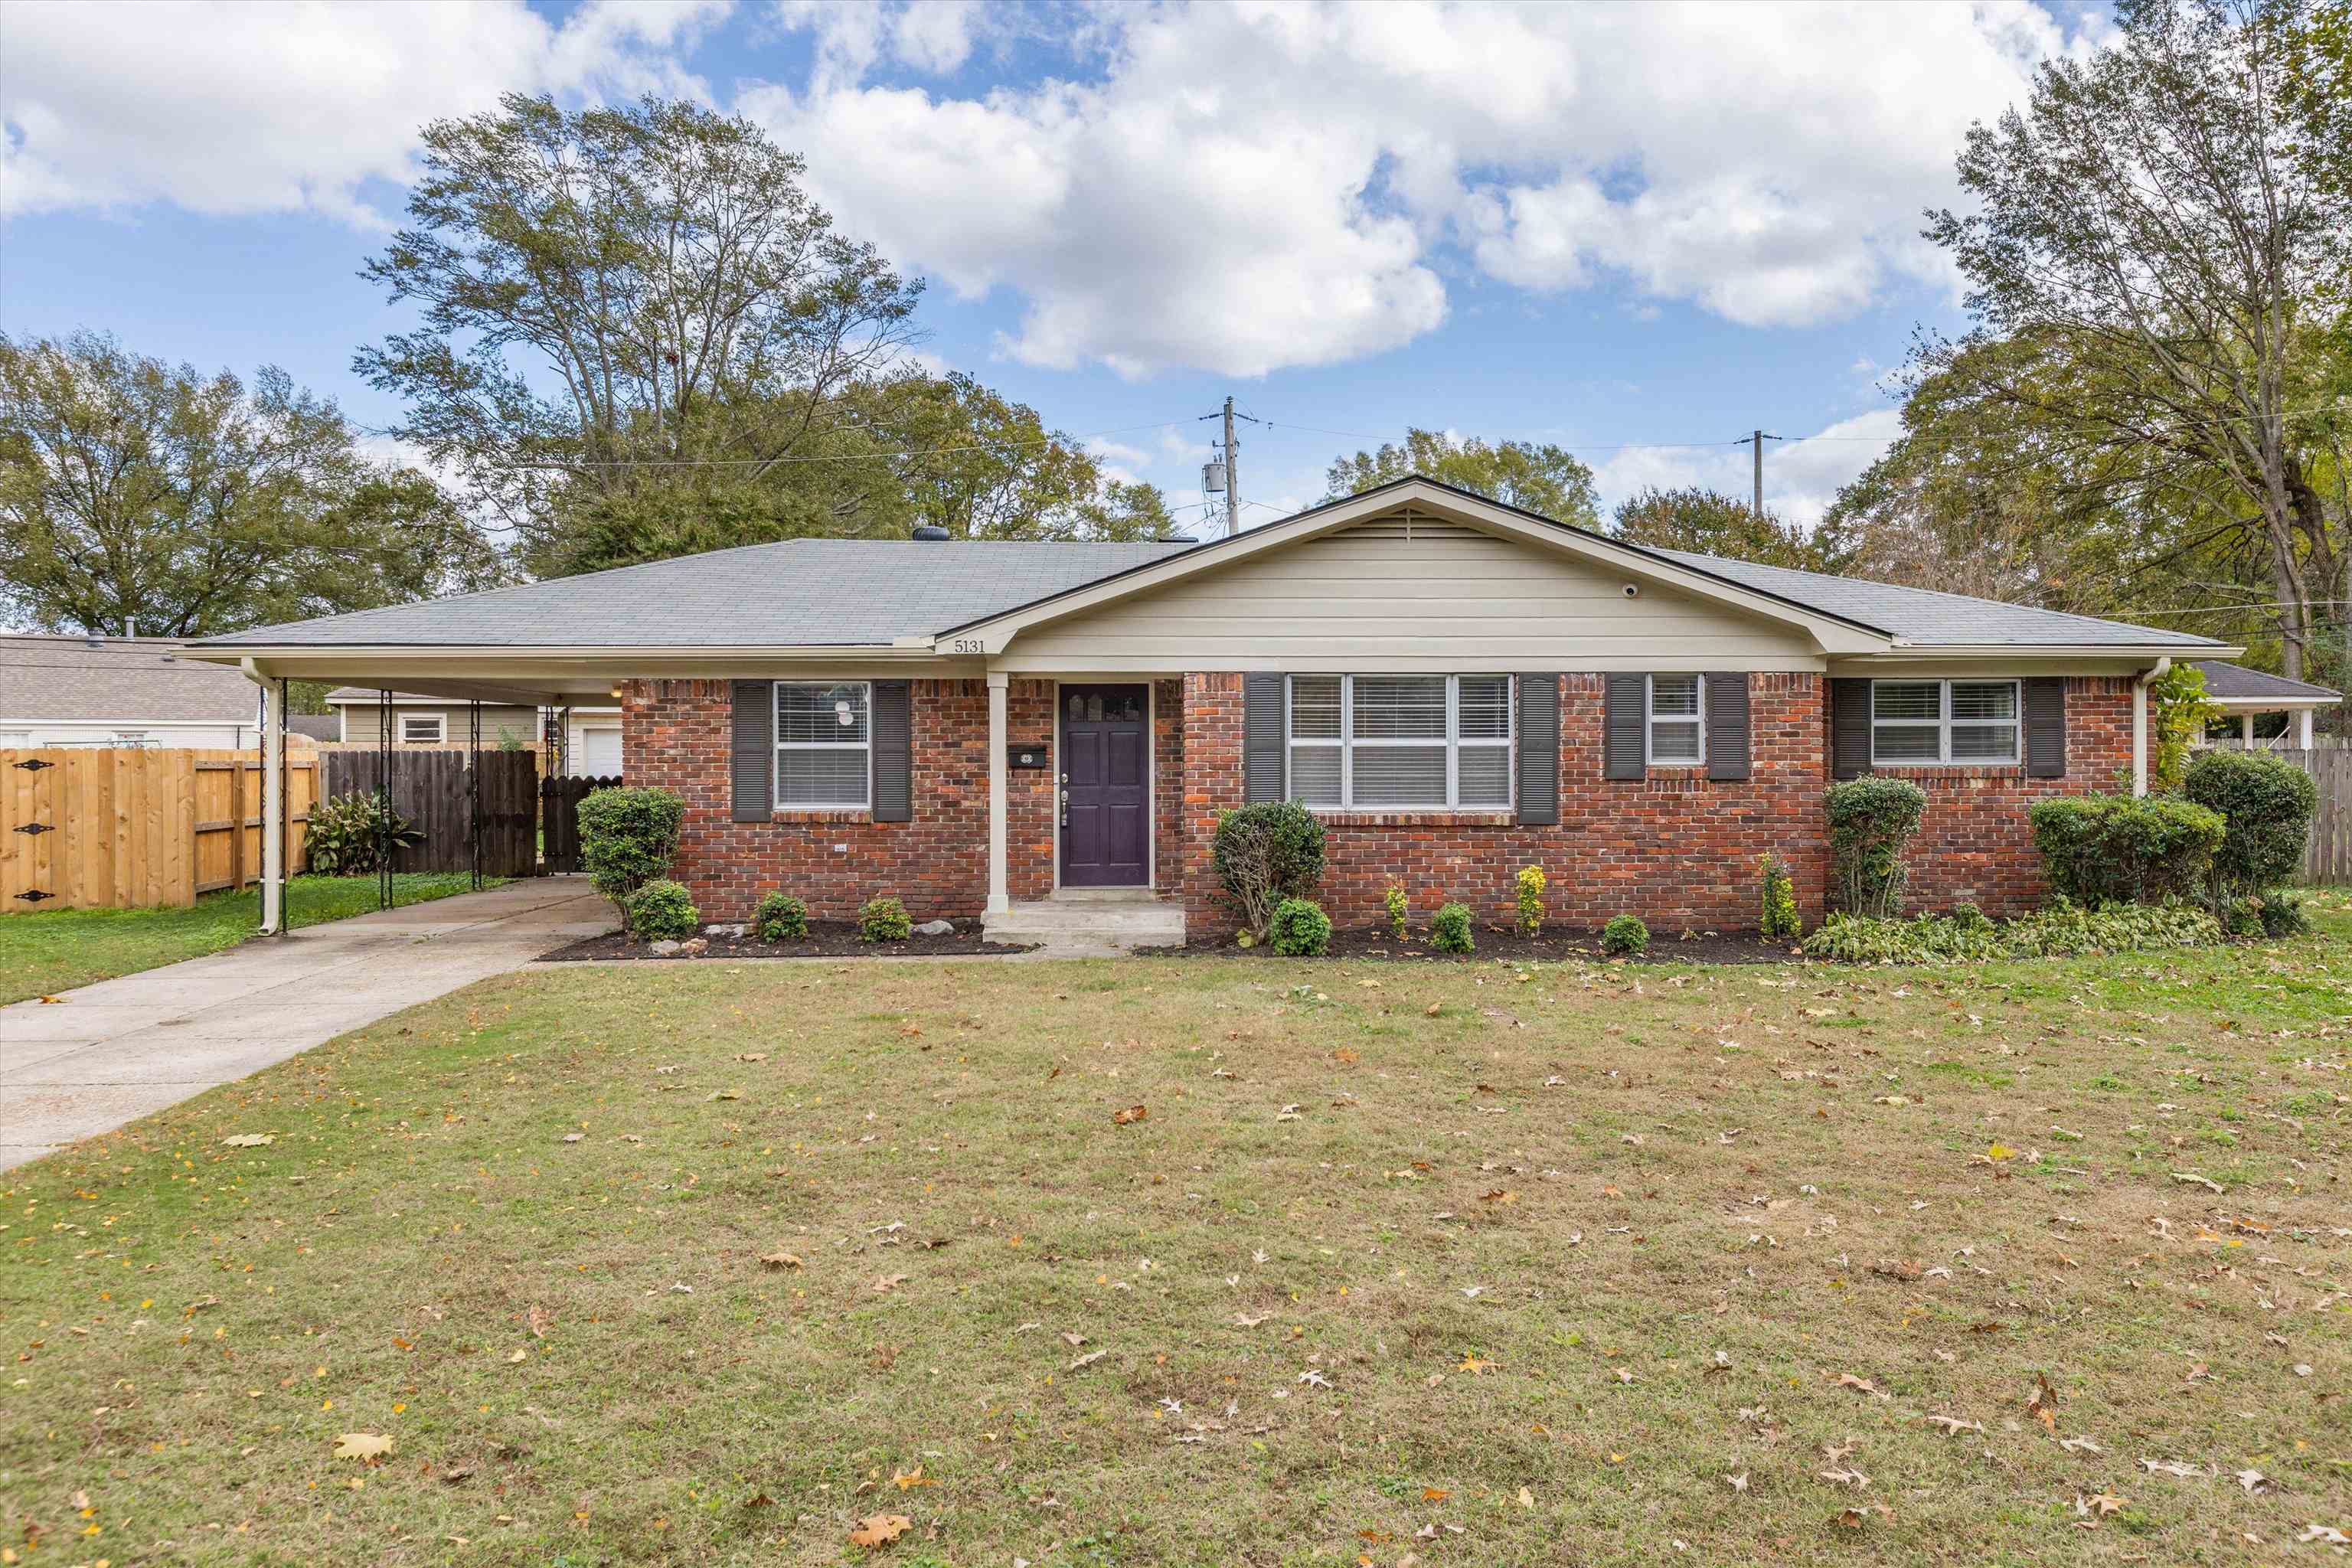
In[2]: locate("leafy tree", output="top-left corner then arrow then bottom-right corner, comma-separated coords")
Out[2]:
0,331 -> 502,636
1919,0 -> 2351,678
356,93 -> 924,573
1610,486 -> 1833,570
1323,428 -> 1599,525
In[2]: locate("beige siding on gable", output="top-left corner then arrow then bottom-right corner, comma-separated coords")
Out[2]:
999,516 -> 1821,672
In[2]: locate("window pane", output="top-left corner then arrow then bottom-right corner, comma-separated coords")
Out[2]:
1289,745 -> 1341,804
1458,744 -> 1511,805
1458,675 -> 1511,740
1873,681 -> 1939,721
1950,724 -> 2016,761
1872,725 -> 1941,761
1351,746 -> 1448,805
1650,720 -> 1702,762
1951,682 -> 2016,720
1290,676 -> 1341,740
778,747 -> 869,805
1352,676 -> 1446,740
1650,674 -> 1701,717
778,683 -> 868,743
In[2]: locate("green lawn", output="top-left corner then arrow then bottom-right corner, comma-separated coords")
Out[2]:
0,874 -> 507,1004
2,906 -> 2347,1565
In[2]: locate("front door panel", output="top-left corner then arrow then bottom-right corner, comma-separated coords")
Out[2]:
1060,684 -> 1148,887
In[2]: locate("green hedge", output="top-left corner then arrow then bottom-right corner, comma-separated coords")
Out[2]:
2182,749 -> 2318,904
2028,792 -> 2225,906
1825,776 -> 1927,917
577,787 -> 684,926
625,879 -> 701,942
1600,913 -> 1649,956
1801,899 -> 2221,964
1212,801 -> 1326,942
1269,897 -> 1333,956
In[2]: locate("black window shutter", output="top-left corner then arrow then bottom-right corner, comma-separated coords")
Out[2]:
1705,672 -> 1752,780
1516,674 -> 1560,825
1830,678 -> 1872,779
1243,674 -> 1286,802
871,681 -> 912,820
1603,673 -> 1645,780
2024,676 -> 2066,778
730,680 -> 774,822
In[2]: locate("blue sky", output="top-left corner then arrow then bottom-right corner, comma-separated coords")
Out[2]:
1,1 -> 2109,541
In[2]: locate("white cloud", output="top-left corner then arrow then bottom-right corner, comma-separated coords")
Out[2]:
0,0 -> 730,223
746,1 -> 2085,372
1593,409 -> 1902,531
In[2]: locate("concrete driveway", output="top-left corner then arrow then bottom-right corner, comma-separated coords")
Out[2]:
0,879 -> 611,1171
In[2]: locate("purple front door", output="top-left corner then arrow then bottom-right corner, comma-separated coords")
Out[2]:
1060,684 -> 1149,887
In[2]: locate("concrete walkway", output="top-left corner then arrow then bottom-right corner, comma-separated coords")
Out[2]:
0,879 -> 611,1171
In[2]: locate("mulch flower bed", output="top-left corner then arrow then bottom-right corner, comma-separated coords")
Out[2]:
1141,925 -> 1805,964
538,922 -> 1037,962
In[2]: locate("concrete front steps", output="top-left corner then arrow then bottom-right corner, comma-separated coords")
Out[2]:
982,887 -> 1185,956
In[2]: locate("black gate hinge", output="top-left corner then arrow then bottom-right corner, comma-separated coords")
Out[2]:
14,821 -> 53,835
11,757 -> 54,771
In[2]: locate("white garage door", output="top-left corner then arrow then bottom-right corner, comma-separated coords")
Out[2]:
577,726 -> 622,778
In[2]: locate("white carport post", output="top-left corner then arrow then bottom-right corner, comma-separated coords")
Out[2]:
986,671 -> 1011,915
2243,714 -> 2256,746
243,661 -> 287,935
2299,708 -> 2314,748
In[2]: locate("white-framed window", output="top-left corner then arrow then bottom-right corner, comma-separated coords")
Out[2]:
776,681 -> 871,808
399,714 -> 445,743
1645,675 -> 1705,766
1286,675 -> 1513,810
1870,679 -> 2020,764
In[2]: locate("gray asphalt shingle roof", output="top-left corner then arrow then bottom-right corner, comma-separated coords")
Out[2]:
194,539 -> 1199,649
2193,659 -> 2341,703
1645,549 -> 2224,648
0,635 -> 260,722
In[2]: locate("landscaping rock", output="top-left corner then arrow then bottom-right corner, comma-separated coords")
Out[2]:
680,937 -> 709,955
648,939 -> 684,956
913,919 -> 956,936
704,923 -> 746,939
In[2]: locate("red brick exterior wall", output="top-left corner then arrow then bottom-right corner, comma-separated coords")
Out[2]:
622,672 -> 2133,933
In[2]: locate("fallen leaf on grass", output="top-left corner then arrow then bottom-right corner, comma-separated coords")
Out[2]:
1819,1468 -> 1872,1489
527,1304 -> 552,1338
332,1432 -> 392,1460
1835,1374 -> 1889,1400
2235,1468 -> 2277,1494
2026,1371 -> 2060,1433
736,1052 -> 766,1063
2059,1436 -> 2104,1455
1723,1473 -> 1749,1494
1111,1105 -> 1148,1126
848,1514 -> 911,1548
2169,1170 -> 2226,1194
1424,1002 -> 1442,1017
760,1252 -> 803,1270
707,1089 -> 742,1102
1923,1416 -> 1984,1436
220,1134 -> 274,1148
1068,1350 -> 1106,1371
1479,1189 -> 1517,1205
891,1467 -> 937,1490
871,1274 -> 910,1293
2300,1525 -> 2350,1545
2138,1458 -> 2204,1479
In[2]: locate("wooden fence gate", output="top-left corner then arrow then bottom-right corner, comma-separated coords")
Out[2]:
322,750 -> 538,878
540,775 -> 622,874
1,748 -> 315,910
2267,748 -> 2352,884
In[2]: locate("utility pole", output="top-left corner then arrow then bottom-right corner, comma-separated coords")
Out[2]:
1199,397 -> 1262,537
1748,430 -> 1782,518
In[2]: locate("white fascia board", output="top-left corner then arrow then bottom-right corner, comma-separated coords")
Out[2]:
933,482 -> 1895,657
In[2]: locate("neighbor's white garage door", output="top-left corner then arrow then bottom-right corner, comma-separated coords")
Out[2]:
577,726 -> 622,777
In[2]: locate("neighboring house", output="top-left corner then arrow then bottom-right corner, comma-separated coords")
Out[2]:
286,714 -> 342,743
2191,659 -> 2340,747
188,476 -> 2233,936
320,689 -> 621,774
0,634 -> 266,749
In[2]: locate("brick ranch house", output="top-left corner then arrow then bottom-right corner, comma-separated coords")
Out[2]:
188,477 -> 2233,941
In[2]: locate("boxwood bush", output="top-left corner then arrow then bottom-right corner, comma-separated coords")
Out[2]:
858,895 -> 913,942
1212,800 -> 1326,942
1269,897 -> 1333,956
751,891 -> 808,942
625,879 -> 701,942
1825,776 -> 1927,918
2027,792 -> 2225,906
577,786 -> 684,927
1600,913 -> 1649,956
1429,901 -> 1474,954
2182,749 -> 2318,907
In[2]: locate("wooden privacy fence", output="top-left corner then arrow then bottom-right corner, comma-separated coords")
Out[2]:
2,748 -> 315,910
322,750 -> 537,878
2265,748 -> 2352,884
539,775 -> 622,874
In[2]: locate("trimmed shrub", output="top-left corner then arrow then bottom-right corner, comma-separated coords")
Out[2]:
1383,883 -> 1410,940
1430,902 -> 1475,954
2028,792 -> 2225,906
1600,913 -> 1649,956
578,786 -> 684,925
858,896 -> 913,942
625,879 -> 700,942
1801,899 -> 2220,964
305,789 -> 422,877
1515,865 -> 1547,936
1757,854 -> 1801,941
751,891 -> 808,942
1825,776 -> 1928,918
1269,897 -> 1333,956
1212,800 -> 1326,942
2255,890 -> 2308,937
2182,749 -> 2318,906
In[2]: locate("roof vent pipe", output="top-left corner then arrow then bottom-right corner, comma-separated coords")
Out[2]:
911,524 -> 951,541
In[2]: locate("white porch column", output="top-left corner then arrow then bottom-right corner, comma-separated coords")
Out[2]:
2298,707 -> 2314,748
2243,713 -> 2256,746
252,668 -> 286,935
985,671 -> 1011,914
2131,679 -> 2149,795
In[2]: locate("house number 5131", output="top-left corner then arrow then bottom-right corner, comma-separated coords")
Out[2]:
948,638 -> 985,654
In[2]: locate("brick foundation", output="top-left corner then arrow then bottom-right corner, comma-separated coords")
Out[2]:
622,672 -> 2132,933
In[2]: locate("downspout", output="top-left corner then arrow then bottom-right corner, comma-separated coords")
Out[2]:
2131,657 -> 2171,798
